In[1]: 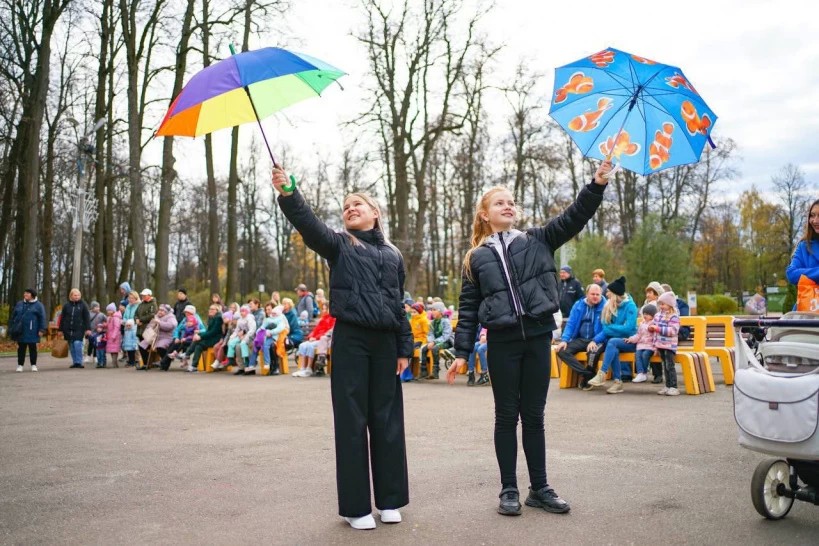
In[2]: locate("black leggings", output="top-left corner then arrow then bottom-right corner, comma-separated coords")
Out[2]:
17,343 -> 38,366
487,333 -> 552,491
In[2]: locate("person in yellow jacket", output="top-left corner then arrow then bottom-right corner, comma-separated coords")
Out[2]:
408,302 -> 429,379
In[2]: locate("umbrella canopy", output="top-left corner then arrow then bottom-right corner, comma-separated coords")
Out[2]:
549,47 -> 717,176
156,47 -> 345,137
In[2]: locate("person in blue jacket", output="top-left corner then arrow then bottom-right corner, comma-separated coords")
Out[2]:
786,198 -> 819,288
10,288 -> 47,372
555,284 -> 606,388
585,276 -> 638,393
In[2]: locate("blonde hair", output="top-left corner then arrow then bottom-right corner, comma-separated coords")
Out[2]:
343,192 -> 396,248
462,186 -> 512,282
69,288 -> 81,299
282,297 -> 294,307
602,293 -> 626,323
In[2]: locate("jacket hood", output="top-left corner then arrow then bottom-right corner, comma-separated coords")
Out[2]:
120,282 -> 132,293
484,229 -> 523,249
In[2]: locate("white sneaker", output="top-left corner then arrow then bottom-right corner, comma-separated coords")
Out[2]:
587,369 -> 606,387
291,369 -> 303,376
212,362 -> 223,370
379,509 -> 402,523
263,365 -> 270,371
31,365 -> 38,372
186,366 -> 197,373
301,368 -> 314,377
16,365 -> 23,373
344,514 -> 376,530
633,372 -> 647,383
657,387 -> 669,395
666,387 -> 680,396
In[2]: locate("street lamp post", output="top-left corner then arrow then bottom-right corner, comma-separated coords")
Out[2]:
238,258 -> 246,301
67,117 -> 104,290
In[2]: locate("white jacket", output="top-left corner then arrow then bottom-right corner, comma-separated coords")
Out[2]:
230,315 -> 257,344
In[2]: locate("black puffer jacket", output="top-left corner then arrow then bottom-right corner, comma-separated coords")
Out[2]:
454,181 -> 605,358
59,300 -> 91,342
278,190 -> 414,358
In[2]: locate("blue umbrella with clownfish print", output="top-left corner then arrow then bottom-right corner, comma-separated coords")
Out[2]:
548,47 -> 717,176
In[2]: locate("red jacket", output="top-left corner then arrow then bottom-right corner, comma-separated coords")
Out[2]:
308,314 -> 336,341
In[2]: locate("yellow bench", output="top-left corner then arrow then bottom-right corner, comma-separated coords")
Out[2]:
556,316 -> 713,395
701,315 -> 736,385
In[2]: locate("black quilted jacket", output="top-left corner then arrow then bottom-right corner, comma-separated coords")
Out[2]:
454,181 -> 605,358
278,190 -> 414,358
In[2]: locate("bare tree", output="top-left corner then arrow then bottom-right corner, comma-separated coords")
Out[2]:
119,0 -> 167,289
355,0 -> 489,291
772,163 -> 813,257
0,0 -> 72,300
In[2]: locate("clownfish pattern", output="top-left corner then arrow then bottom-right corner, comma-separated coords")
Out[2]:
681,100 -> 711,136
649,123 -> 674,170
598,130 -> 640,159
631,55 -> 657,65
568,98 -> 613,132
554,72 -> 594,104
666,72 -> 698,94
588,49 -> 615,68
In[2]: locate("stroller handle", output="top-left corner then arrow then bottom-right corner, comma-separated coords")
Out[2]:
733,318 -> 819,328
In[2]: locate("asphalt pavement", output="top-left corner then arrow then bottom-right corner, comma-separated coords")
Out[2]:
1,356 -> 817,545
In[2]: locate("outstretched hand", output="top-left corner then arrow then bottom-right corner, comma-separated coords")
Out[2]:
447,358 -> 467,385
593,160 -> 613,185
271,167 -> 293,196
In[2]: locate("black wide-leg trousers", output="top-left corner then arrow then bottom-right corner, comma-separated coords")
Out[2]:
330,321 -> 409,517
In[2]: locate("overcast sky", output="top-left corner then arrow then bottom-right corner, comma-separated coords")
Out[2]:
156,0 -> 819,196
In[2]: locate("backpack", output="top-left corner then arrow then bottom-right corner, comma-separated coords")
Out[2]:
312,295 -> 319,318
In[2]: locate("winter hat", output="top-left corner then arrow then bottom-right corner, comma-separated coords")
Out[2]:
642,303 -> 658,317
159,304 -> 173,313
560,265 -> 573,274
431,302 -> 447,313
184,305 -> 196,315
411,303 -> 425,314
645,281 -> 664,296
271,305 -> 284,316
299,310 -> 309,320
90,301 -> 100,310
240,304 -> 250,313
177,288 -> 187,295
222,311 -> 234,322
404,298 -> 414,306
106,303 -> 117,313
658,291 -> 678,308
140,288 -> 153,296
607,276 -> 627,296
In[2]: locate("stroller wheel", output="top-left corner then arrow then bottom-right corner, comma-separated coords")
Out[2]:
751,459 -> 794,520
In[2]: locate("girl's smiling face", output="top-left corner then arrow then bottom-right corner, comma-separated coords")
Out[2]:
343,196 -> 378,231
658,302 -> 672,313
482,190 -> 517,231
809,203 -> 819,234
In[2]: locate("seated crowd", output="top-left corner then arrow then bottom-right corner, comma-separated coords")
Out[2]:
53,268 -> 688,393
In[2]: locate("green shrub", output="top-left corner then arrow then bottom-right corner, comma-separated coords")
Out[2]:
713,295 -> 740,314
0,303 -> 9,326
782,284 -> 797,314
696,295 -> 714,315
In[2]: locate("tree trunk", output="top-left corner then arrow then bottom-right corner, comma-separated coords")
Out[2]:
155,0 -> 195,300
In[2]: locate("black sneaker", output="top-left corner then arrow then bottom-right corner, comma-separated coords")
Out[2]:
525,486 -> 570,513
233,368 -> 245,376
476,373 -> 490,386
651,375 -> 663,384
467,372 -> 475,386
498,486 -> 522,516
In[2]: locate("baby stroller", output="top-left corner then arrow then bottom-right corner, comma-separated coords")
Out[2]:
732,312 -> 819,519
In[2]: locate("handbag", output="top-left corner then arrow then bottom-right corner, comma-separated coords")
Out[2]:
796,275 -> 819,312
141,322 -> 158,346
51,337 -> 69,358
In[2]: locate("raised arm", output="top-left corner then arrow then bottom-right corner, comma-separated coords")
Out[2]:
273,169 -> 342,263
526,161 -> 611,250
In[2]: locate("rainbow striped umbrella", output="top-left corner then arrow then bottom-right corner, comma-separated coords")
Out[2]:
156,46 -> 345,188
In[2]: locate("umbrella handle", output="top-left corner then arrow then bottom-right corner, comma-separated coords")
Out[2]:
282,174 -> 297,192
601,160 -> 622,179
